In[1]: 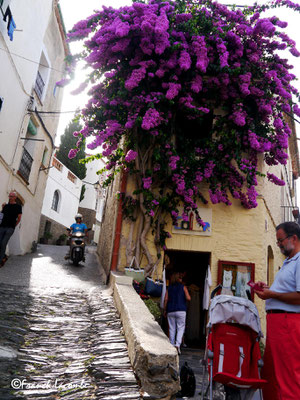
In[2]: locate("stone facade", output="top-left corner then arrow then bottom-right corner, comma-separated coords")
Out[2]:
78,206 -> 96,244
97,171 -> 121,276
111,273 -> 180,399
38,215 -> 68,245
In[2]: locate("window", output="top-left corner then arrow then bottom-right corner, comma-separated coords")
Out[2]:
18,148 -> 33,183
218,260 -> 255,301
42,147 -> 48,166
18,119 -> 38,182
34,50 -> 50,101
51,190 -> 60,212
35,71 -> 45,100
175,110 -> 214,153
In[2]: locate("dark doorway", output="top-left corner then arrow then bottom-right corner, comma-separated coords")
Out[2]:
165,249 -> 210,349
44,220 -> 51,235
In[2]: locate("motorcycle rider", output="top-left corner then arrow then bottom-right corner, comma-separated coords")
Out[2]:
65,214 -> 88,260
70,213 -> 88,235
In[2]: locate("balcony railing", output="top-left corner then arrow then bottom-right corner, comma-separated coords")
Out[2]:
18,148 -> 33,182
281,205 -> 299,223
52,157 -> 63,172
67,171 -> 77,183
35,71 -> 45,100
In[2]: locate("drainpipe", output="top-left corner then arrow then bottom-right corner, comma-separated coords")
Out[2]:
110,170 -> 128,271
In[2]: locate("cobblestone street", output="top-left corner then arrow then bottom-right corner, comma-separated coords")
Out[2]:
0,245 -> 141,400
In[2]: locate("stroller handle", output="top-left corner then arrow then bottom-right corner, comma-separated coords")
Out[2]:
210,284 -> 222,299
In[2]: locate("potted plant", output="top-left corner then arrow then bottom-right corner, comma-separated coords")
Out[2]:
56,233 -> 68,246
43,231 -> 53,244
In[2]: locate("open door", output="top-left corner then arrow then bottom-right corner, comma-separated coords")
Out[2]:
165,250 -> 210,348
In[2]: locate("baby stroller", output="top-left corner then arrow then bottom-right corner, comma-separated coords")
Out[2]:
201,286 -> 267,400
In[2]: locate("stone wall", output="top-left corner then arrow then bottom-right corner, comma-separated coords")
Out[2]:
97,171 -> 121,276
110,273 -> 180,399
78,207 -> 96,244
38,214 -> 68,245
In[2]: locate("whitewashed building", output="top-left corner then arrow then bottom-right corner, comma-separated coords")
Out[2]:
0,0 -> 68,254
39,156 -> 82,244
79,157 -> 106,244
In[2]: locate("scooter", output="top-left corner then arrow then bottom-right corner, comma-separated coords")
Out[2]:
66,228 -> 91,266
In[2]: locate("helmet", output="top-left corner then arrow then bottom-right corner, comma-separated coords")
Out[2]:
75,213 -> 83,220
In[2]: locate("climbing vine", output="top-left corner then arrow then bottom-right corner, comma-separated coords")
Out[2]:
63,0 -> 300,274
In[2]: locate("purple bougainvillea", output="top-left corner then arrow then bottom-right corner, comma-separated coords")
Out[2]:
65,0 -> 300,272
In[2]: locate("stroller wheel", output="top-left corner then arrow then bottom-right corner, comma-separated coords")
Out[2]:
224,386 -> 241,400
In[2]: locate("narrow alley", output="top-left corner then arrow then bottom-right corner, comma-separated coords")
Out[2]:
0,245 -> 141,400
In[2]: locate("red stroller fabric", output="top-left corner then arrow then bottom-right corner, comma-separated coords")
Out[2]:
208,323 -> 267,390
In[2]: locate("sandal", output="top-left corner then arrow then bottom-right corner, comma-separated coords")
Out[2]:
1,255 -> 8,267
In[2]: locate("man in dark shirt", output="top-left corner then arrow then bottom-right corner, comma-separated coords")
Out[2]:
0,191 -> 22,266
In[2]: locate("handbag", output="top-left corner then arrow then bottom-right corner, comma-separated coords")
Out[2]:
145,277 -> 163,297
144,261 -> 163,297
124,256 -> 145,283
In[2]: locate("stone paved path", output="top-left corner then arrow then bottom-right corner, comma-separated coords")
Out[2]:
178,348 -> 225,400
0,245 -> 142,399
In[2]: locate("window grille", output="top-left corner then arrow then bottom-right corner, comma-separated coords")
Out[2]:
35,71 -> 45,100
18,148 -> 33,182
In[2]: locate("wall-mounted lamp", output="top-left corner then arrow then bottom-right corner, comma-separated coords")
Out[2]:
82,180 -> 100,190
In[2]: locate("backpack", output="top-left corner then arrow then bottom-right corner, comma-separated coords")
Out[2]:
179,361 -> 196,397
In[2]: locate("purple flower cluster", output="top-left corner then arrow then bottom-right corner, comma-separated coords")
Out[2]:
143,177 -> 152,189
68,149 -> 78,159
66,0 -> 300,247
267,173 -> 286,186
141,108 -> 162,130
125,150 -> 138,163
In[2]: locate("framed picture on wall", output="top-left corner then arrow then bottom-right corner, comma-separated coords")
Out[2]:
217,260 -> 255,301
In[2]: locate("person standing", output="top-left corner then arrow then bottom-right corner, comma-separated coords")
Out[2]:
0,191 -> 22,266
254,221 -> 300,400
163,272 -> 191,354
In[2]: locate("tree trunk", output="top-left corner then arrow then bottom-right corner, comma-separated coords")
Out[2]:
126,219 -> 135,266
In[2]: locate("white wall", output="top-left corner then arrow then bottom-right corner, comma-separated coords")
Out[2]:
0,0 -> 67,254
41,157 -> 82,228
80,158 -> 105,218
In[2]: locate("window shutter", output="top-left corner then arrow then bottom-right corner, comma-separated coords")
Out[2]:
28,119 -> 37,136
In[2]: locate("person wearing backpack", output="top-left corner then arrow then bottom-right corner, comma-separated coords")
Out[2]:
163,271 -> 191,354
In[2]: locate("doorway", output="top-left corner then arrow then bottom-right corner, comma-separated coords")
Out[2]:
165,249 -> 210,348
